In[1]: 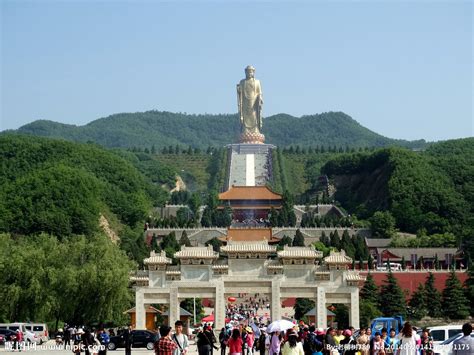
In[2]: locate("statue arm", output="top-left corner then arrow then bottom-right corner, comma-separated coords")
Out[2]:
237,84 -> 243,123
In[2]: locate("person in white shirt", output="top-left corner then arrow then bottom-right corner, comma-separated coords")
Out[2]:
453,323 -> 473,355
397,322 -> 417,355
172,321 -> 189,355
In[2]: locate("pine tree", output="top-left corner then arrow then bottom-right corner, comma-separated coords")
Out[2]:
368,254 -> 374,270
400,256 -> 406,270
424,272 -> 442,317
330,230 -> 340,249
320,231 -> 329,246
341,229 -> 355,258
408,284 -> 427,319
179,230 -> 191,247
293,229 -> 305,246
379,271 -> 406,317
361,273 -> 379,304
441,270 -> 469,319
464,267 -> 474,316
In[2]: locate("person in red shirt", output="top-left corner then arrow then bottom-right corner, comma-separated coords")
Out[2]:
227,329 -> 244,355
155,325 -> 178,355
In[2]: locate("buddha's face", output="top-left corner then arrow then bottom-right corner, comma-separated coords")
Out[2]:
245,69 -> 255,79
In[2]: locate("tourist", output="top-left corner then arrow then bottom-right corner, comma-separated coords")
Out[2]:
334,329 -> 345,346
197,325 -> 216,355
303,325 -> 324,355
97,329 -> 110,355
419,329 -> 433,355
385,329 -> 399,355
269,331 -> 282,355
325,328 -> 337,355
246,327 -> 256,355
123,325 -> 133,355
257,329 -> 267,355
282,330 -> 304,355
356,328 -> 370,355
228,328 -> 244,355
340,330 -> 356,355
453,323 -> 473,355
73,328 -> 85,355
82,328 -> 97,355
155,325 -> 178,355
220,327 -> 229,355
172,321 -> 189,355
372,333 -> 385,355
397,322 -> 417,355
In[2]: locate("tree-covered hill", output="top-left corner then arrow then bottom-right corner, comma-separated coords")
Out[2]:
11,110 -> 427,149
320,138 -> 473,255
0,134 -> 167,239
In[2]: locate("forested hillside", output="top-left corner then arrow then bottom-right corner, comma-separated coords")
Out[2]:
0,134 -> 175,324
12,110 -> 426,149
320,138 -> 474,256
0,135 -> 168,257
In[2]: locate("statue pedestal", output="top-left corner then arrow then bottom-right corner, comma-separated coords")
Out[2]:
240,131 -> 265,144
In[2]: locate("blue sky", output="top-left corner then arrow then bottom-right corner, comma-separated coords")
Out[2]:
1,0 -> 472,141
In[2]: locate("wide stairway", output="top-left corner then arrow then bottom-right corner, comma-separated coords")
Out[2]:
226,144 -> 274,188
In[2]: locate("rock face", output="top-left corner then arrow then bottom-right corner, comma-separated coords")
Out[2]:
99,214 -> 119,243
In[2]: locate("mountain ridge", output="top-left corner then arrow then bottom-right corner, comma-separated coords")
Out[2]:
8,110 -> 427,149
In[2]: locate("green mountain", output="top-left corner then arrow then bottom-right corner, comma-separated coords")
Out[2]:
0,135 -> 167,245
11,110 -> 426,149
320,138 -> 474,247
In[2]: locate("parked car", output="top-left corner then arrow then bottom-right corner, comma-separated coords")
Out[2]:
0,324 -> 40,344
0,329 -> 19,344
24,323 -> 48,344
108,330 -> 158,351
434,332 -> 474,355
427,325 -> 464,344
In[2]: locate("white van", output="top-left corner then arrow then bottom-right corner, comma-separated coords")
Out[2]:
0,323 -> 40,344
427,325 -> 463,344
376,262 -> 402,271
24,323 -> 49,344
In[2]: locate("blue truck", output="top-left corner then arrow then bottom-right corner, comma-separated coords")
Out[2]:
370,316 -> 404,336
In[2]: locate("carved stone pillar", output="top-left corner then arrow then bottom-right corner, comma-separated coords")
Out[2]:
316,287 -> 327,329
135,288 -> 146,329
349,290 -> 360,329
271,280 -> 281,321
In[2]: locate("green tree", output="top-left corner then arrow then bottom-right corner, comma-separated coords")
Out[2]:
340,229 -> 355,258
293,229 -> 305,247
464,267 -> 474,316
424,272 -> 442,318
294,298 -> 315,320
379,271 -> 406,317
441,270 -> 469,319
360,273 -> 379,304
330,230 -> 340,249
408,284 -> 427,319
205,237 -> 222,253
369,211 -> 396,238
179,231 -> 191,247
278,235 -> 292,251
180,298 -> 204,323
359,299 -> 382,328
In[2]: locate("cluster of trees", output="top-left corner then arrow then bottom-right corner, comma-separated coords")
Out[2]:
390,232 -> 457,248
360,271 -> 473,327
301,213 -> 355,228
267,191 -> 297,227
15,111 -> 426,150
0,233 -> 133,325
283,145 -> 376,155
0,135 -> 165,240
201,193 -> 232,228
321,140 -> 473,259
318,230 -> 369,261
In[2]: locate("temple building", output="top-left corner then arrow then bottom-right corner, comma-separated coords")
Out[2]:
218,185 -> 282,221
